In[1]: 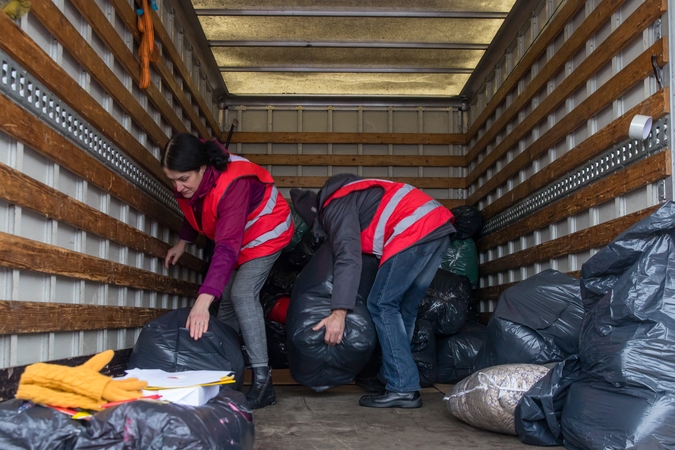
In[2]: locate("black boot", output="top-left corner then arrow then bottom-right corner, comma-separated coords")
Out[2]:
245,367 -> 276,409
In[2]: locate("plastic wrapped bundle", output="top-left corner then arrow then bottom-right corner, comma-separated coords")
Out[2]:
439,238 -> 479,288
411,318 -> 437,388
417,269 -> 472,336
286,231 -> 323,268
128,308 -> 245,391
473,269 -> 583,371
436,320 -> 486,384
445,364 -> 551,435
0,388 -> 254,449
450,205 -> 483,240
287,243 -> 379,391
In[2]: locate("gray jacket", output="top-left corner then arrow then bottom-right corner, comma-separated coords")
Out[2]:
311,174 -> 455,311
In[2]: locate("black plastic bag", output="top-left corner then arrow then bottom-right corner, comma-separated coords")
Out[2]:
411,318 -> 437,388
473,269 -> 583,371
286,231 -> 323,268
436,320 -> 486,384
0,389 -> 254,450
561,374 -> 675,450
80,388 -> 254,449
287,242 -> 379,391
417,270 -> 472,336
450,205 -> 483,240
579,201 -> 675,392
0,400 -> 85,449
266,320 -> 288,370
514,355 -> 582,446
128,308 -> 245,391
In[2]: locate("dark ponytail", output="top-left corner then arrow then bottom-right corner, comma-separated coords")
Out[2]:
162,132 -> 229,172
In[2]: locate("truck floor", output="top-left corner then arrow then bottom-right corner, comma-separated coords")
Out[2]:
252,384 -> 532,449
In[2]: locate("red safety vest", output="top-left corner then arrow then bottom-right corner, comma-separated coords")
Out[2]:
323,179 -> 454,265
177,155 -> 294,266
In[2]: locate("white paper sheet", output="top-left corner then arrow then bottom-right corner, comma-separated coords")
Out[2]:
123,368 -> 235,389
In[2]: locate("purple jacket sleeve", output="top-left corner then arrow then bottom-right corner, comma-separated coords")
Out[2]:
197,178 -> 251,298
179,218 -> 199,243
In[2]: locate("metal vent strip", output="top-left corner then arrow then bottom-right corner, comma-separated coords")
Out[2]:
481,116 -> 669,236
0,50 -> 181,215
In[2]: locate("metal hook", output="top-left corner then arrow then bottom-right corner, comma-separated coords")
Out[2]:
651,54 -> 663,90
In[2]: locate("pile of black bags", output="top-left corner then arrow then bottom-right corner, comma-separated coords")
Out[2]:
0,388 -> 254,449
515,202 -> 675,449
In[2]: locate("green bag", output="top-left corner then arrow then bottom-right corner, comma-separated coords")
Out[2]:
284,203 -> 309,252
440,239 -> 479,288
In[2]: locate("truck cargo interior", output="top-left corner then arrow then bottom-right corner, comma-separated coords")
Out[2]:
0,0 -> 673,448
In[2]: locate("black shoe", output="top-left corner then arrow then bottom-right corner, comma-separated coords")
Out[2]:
245,367 -> 276,409
355,376 -> 387,395
359,390 -> 422,408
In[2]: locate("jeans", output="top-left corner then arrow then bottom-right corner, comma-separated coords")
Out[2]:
217,251 -> 281,368
366,235 -> 450,393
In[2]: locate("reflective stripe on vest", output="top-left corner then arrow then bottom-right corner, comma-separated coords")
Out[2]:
323,179 -> 452,264
176,155 -> 293,266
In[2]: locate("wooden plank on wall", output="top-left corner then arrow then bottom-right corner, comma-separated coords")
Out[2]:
107,0 -> 212,139
477,150 -> 671,252
0,162 -> 206,273
466,0 -> 625,159
481,90 -> 669,218
0,9 -> 169,188
244,154 -> 466,167
0,349 -> 132,402
231,132 -> 466,145
474,270 -> 582,301
466,0 -> 587,140
141,3 -> 222,138
62,0 -> 190,140
467,26 -> 667,189
0,92 -> 184,233
0,232 -> 199,297
480,206 -> 660,275
274,176 -> 466,189
0,301 -> 171,335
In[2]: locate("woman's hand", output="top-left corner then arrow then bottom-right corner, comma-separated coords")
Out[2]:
186,294 -> 215,340
164,240 -> 188,269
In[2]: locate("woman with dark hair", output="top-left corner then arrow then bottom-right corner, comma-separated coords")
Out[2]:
162,132 -> 294,409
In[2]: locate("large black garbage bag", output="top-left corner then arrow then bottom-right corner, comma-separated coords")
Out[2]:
128,308 -> 245,390
80,388 -> 254,450
450,205 -> 483,240
0,400 -> 86,449
0,389 -> 254,450
473,269 -> 583,371
579,201 -> 675,392
287,243 -> 379,391
436,320 -> 486,384
417,270 -> 472,336
560,375 -> 675,450
411,318 -> 437,387
514,355 -> 582,446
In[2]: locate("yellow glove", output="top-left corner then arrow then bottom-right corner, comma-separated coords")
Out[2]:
16,350 -> 147,409
15,384 -> 105,411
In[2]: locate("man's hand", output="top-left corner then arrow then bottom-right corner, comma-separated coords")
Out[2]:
312,309 -> 347,346
186,293 -> 215,340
